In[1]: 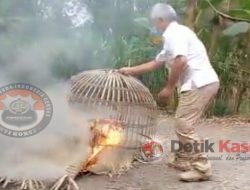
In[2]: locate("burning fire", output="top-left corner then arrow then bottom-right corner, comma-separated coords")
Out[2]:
82,119 -> 123,171
92,119 -> 122,146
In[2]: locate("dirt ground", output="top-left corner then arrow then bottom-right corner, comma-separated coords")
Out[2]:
1,118 -> 250,190
77,117 -> 250,190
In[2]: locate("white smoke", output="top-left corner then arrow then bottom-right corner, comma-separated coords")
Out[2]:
0,0 -> 144,186
0,84 -> 92,181
63,0 -> 93,27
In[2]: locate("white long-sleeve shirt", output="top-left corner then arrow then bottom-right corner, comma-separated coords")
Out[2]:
156,22 -> 219,92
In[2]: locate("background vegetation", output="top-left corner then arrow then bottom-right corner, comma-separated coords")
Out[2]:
0,0 -> 250,116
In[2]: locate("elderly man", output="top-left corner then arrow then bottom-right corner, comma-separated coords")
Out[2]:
119,3 -> 219,181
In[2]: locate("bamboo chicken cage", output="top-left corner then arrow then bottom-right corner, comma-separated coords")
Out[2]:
0,70 -> 158,190
68,69 -> 158,149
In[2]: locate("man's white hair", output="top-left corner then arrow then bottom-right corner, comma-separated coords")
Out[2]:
151,3 -> 177,21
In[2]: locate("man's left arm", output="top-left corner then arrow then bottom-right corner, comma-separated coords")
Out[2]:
167,56 -> 187,89
158,56 -> 187,100
158,34 -> 188,100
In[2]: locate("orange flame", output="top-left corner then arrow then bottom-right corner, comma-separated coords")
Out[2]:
83,119 -> 122,170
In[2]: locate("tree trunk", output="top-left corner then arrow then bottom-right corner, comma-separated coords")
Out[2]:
185,0 -> 198,30
235,85 -> 246,114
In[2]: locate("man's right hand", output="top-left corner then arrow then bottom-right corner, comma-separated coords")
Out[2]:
118,60 -> 163,76
118,67 -> 135,76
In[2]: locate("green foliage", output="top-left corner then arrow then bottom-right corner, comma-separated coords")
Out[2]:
213,100 -> 233,116
198,0 -> 224,10
51,53 -> 80,79
229,9 -> 250,19
223,22 -> 250,36
134,17 -> 151,30
239,0 -> 250,10
239,100 -> 250,114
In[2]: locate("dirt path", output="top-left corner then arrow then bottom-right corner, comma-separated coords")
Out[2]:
77,118 -> 250,190
1,118 -> 249,190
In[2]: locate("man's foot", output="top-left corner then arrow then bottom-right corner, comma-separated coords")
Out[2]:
179,170 -> 211,182
167,154 -> 192,171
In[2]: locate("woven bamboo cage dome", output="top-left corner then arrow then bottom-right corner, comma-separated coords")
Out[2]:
68,69 -> 158,148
